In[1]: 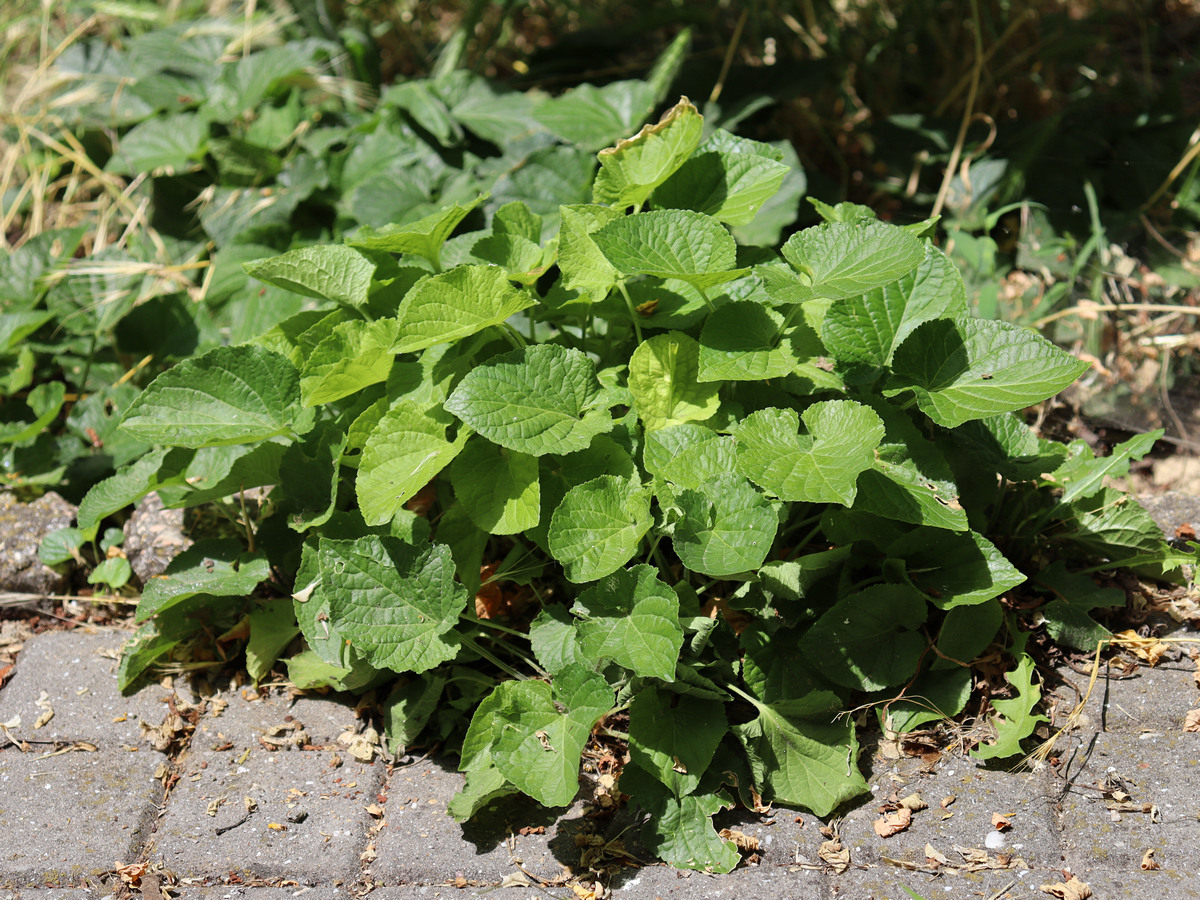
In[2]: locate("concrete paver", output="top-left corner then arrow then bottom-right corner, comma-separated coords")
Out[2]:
150,750 -> 382,882
1053,731 -> 1200,898
0,630 -> 171,747
0,748 -> 162,886
372,759 -> 581,884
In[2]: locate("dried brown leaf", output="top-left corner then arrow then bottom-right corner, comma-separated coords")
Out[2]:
1184,709 -> 1200,733
925,844 -> 950,866
991,812 -> 1012,831
1141,849 -> 1161,871
1039,875 -> 1092,900
899,792 -> 928,811
940,795 -> 956,809
873,807 -> 912,838
718,828 -> 760,853
818,839 -> 850,873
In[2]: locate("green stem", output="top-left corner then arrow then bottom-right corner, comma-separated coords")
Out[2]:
500,323 -> 527,350
696,285 -> 715,313
617,281 -> 644,345
459,611 -> 531,641
459,634 -> 529,681
724,683 -> 759,706
771,304 -> 803,349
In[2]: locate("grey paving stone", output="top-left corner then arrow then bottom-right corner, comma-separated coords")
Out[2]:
1053,731 -> 1200,898
826,866 -> 1049,899
368,887 -> 576,900
0,748 -> 162,886
0,630 -> 171,747
172,889 -> 357,900
189,686 -> 363,749
150,749 -> 382,882
612,862 -> 827,898
837,753 -> 1061,872
372,758 -> 581,885
0,892 -> 107,900
1048,654 -> 1199,735
1137,492 -> 1200,538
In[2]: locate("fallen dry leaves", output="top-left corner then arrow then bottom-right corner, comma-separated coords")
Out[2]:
818,837 -> 850,873
1141,848 -> 1161,870
991,812 -> 1012,831
1039,874 -> 1091,899
1184,709 -> 1200,732
1114,629 -> 1169,666
873,807 -> 912,837
718,828 -> 760,853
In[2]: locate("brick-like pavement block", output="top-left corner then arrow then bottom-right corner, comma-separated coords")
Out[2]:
150,749 -> 382,882
0,630 -> 172,747
1054,731 -> 1200,898
373,759 -> 581,885
837,752 -> 1060,872
0,748 -> 162,886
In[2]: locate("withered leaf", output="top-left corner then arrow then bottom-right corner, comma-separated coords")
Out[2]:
818,839 -> 850,873
718,828 -> 760,852
1184,709 -> 1200,732
991,812 -> 1012,831
1141,848 -> 1160,871
899,792 -> 928,811
925,844 -> 950,866
1039,875 -> 1091,900
873,807 -> 913,838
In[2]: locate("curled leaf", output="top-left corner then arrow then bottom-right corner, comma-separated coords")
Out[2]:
1141,848 -> 1160,871
873,807 -> 912,838
1039,875 -> 1091,900
818,838 -> 850,873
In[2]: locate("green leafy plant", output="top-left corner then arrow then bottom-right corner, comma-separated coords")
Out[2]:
78,96 -> 1186,871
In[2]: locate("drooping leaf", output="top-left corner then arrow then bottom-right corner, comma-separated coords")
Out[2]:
445,343 -> 616,456
121,345 -> 310,447
557,204 -> 623,295
300,317 -> 400,406
628,332 -> 720,430
1054,487 -> 1170,561
853,398 -> 968,531
885,317 -> 1090,428
245,598 -> 301,682
570,563 -> 684,679
548,476 -> 652,583
137,539 -> 270,623
345,194 -> 488,269
619,766 -> 740,873
761,220 -> 925,305
357,400 -> 468,527
592,209 -> 746,291
528,605 -> 585,675
76,447 -> 191,537
735,402 -> 885,505
886,528 -> 1026,609
391,265 -> 536,354
383,673 -> 447,754
243,245 -> 375,309
732,692 -> 867,816
970,654 -> 1048,760
799,584 -> 928,690
628,686 -> 727,797
592,97 -> 704,210
449,438 -> 540,535
1034,561 -> 1125,652
949,412 -> 1070,481
279,422 -> 347,531
697,301 -> 823,383
321,535 -> 467,674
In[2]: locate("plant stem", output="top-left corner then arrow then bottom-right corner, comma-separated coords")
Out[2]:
459,611 -> 531,641
696,285 -> 715,313
617,281 -> 644,344
500,322 -> 527,350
